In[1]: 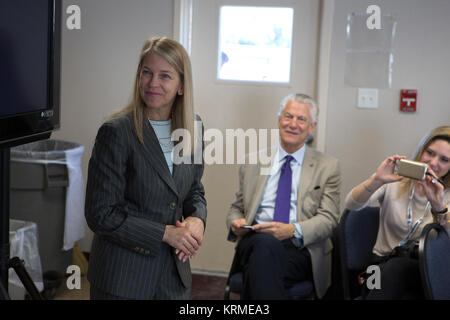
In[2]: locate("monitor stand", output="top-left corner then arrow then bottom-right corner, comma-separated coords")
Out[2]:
0,148 -> 42,300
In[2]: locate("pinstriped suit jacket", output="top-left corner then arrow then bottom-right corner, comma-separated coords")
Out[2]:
85,112 -> 206,299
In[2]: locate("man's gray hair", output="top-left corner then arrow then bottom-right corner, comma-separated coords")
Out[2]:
278,93 -> 319,124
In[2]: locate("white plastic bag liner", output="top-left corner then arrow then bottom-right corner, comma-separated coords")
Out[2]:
11,140 -> 86,250
9,219 -> 44,292
63,145 -> 85,250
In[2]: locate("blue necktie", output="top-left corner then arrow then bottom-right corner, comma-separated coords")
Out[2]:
273,155 -> 294,223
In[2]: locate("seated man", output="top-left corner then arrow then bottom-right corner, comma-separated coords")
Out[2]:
226,93 -> 341,299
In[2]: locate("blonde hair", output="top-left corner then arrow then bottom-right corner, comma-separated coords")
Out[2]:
398,126 -> 450,197
112,37 -> 195,149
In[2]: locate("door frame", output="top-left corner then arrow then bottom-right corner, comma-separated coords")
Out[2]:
174,0 -> 194,55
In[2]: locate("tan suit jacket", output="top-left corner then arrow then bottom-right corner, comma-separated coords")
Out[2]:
227,146 -> 340,298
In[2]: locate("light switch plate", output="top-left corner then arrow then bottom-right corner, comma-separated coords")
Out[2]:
358,88 -> 378,109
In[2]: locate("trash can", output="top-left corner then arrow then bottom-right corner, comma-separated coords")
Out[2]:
9,140 -> 85,277
9,219 -> 44,300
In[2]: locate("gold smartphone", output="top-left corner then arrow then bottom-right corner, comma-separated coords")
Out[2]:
394,159 -> 428,180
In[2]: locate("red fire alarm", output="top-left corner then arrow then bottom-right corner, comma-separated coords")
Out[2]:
400,89 -> 417,112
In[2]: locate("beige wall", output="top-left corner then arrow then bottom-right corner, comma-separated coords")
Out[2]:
324,0 -> 450,209
52,0 -> 174,251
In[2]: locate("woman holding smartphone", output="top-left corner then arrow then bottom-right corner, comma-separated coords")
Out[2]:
344,125 -> 450,300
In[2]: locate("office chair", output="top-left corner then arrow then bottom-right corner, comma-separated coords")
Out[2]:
338,207 -> 380,300
419,223 -> 450,300
223,244 -> 315,300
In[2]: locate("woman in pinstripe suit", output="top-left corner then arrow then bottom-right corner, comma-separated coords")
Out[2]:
85,37 -> 207,300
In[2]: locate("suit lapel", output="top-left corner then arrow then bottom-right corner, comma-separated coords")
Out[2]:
172,162 -> 187,196
246,148 -> 277,221
297,147 -> 316,221
246,166 -> 269,222
142,118 -> 179,197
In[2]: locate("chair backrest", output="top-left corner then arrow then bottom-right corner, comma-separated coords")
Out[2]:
338,206 -> 380,299
419,223 -> 450,300
340,207 -> 380,269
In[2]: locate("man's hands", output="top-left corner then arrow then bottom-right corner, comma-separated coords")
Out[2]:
252,222 -> 295,241
231,218 -> 252,238
231,218 -> 295,241
163,217 -> 204,262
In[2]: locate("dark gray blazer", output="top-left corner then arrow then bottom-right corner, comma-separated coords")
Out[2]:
85,112 -> 206,299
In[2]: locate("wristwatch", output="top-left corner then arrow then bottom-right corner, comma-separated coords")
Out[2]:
431,204 -> 448,215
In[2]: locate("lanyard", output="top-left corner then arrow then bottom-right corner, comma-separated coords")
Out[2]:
399,184 -> 430,246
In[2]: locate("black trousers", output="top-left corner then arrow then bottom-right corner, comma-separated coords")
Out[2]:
235,232 -> 313,300
366,256 -> 424,300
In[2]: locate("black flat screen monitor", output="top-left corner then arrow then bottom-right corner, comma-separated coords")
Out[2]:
0,0 -> 61,148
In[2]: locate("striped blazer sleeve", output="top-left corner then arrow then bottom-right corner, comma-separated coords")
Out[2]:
85,119 -> 165,256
